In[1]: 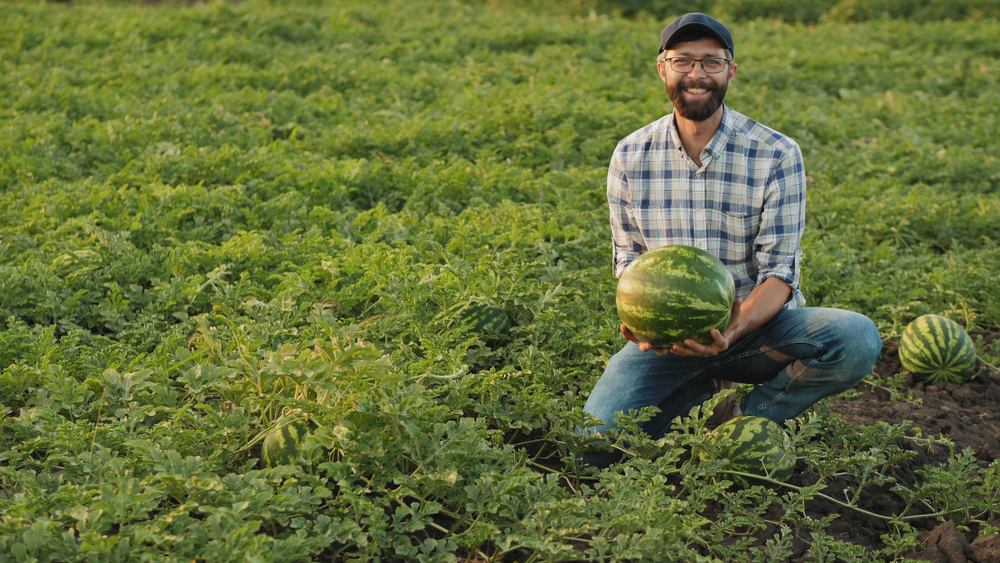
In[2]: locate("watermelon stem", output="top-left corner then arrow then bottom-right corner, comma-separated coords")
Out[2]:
718,469 -> 963,522
977,353 -> 998,372
523,459 -> 592,494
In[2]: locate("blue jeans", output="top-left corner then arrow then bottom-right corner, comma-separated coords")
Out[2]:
581,307 -> 882,468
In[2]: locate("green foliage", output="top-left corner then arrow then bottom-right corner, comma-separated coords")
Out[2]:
516,0 -> 1000,23
1,0 -> 999,560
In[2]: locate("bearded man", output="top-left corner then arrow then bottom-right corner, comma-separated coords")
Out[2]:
581,14 -> 882,468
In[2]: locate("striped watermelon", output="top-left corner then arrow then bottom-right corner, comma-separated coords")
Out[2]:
616,245 -> 735,347
261,414 -> 317,468
460,301 -> 511,335
898,314 -> 976,384
699,416 -> 795,486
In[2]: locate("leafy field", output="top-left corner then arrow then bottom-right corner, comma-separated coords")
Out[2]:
2,0 -> 1000,561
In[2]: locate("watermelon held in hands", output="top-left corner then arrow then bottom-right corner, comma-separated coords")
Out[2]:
698,416 -> 795,487
261,414 -> 318,468
898,314 -> 977,385
616,245 -> 735,348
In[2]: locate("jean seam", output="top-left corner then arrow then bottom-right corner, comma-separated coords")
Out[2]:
742,397 -> 778,416
783,357 -> 815,390
721,338 -> 827,364
723,339 -> 828,415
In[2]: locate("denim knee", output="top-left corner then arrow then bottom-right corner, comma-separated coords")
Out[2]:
829,311 -> 883,386
850,313 -> 882,372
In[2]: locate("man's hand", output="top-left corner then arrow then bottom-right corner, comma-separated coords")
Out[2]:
621,323 -> 673,355
669,298 -> 744,357
621,298 -> 744,357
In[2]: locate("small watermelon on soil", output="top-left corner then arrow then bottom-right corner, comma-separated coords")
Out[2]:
616,245 -> 735,348
261,414 -> 317,468
698,416 -> 795,487
898,314 -> 977,385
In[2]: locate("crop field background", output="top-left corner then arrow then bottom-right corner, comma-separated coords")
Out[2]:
2,0 -> 1000,561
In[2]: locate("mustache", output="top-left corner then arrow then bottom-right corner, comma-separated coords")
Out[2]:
678,80 -> 720,92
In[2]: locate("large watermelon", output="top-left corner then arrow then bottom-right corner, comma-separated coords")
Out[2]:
898,314 -> 977,384
261,414 -> 318,468
616,245 -> 735,347
698,416 -> 795,486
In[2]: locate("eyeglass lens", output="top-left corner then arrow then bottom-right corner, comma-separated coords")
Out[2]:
665,58 -> 728,74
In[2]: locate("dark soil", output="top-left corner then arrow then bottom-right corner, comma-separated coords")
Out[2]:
790,333 -> 1000,562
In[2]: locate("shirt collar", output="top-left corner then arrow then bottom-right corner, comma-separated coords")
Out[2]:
704,105 -> 733,159
666,105 -> 734,160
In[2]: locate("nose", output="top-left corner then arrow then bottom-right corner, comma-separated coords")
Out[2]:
686,61 -> 710,78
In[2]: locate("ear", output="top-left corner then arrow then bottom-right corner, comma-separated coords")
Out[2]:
728,61 -> 738,81
657,59 -> 669,83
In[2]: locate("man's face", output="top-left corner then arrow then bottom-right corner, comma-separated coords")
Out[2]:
657,38 -> 737,122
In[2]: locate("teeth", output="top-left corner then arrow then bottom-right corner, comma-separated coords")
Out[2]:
687,88 -> 707,94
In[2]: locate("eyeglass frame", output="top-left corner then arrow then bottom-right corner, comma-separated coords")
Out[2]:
656,56 -> 734,74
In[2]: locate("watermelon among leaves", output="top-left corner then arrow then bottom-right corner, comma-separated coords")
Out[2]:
698,416 -> 795,487
459,301 -> 511,335
616,245 -> 735,348
261,414 -> 318,468
898,314 -> 977,384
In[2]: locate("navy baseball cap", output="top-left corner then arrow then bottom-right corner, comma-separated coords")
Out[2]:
659,13 -> 735,56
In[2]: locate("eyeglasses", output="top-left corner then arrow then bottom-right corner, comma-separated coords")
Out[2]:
657,57 -> 732,74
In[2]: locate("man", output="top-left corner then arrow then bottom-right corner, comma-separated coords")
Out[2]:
581,14 -> 882,468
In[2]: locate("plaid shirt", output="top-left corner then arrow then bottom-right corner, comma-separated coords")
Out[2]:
608,106 -> 806,309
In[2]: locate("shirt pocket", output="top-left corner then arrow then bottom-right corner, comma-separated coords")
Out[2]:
716,209 -> 756,262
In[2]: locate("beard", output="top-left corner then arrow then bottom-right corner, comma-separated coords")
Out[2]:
666,78 -> 729,122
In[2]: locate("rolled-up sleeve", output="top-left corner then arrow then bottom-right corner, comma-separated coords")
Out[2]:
754,142 -> 806,295
608,145 -> 647,278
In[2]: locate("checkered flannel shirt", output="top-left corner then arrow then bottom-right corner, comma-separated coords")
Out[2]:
608,106 -> 807,308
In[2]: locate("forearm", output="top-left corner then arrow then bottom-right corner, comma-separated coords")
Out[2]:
731,277 -> 791,340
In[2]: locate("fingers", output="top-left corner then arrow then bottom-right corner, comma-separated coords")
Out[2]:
639,340 -> 672,355
623,324 -> 672,355
622,299 -> 744,357
621,324 -> 640,344
674,329 -> 729,357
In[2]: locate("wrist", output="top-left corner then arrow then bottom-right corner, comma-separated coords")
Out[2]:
725,315 -> 747,342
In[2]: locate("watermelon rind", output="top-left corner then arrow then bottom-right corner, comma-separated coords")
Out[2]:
698,416 -> 795,487
898,314 -> 976,385
459,301 -> 511,335
261,414 -> 317,468
616,245 -> 735,347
